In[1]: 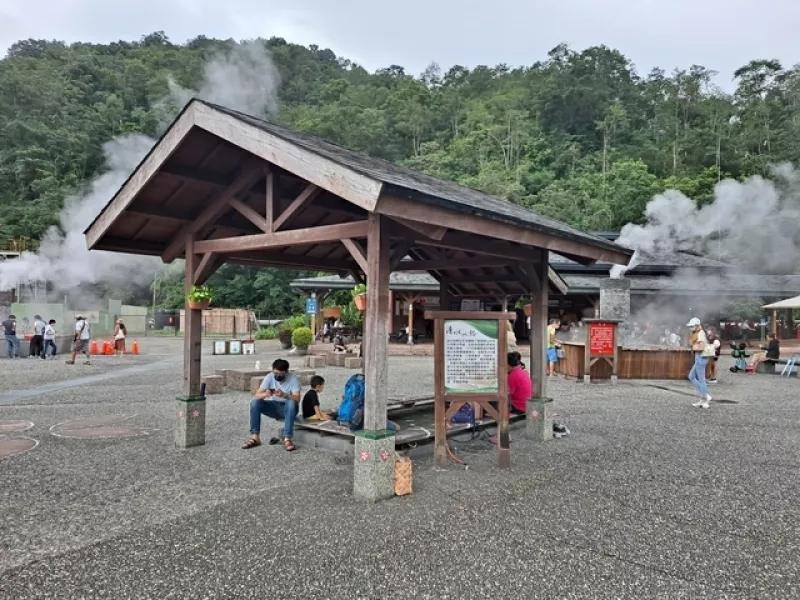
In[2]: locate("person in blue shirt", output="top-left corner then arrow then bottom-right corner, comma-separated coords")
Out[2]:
242,359 -> 301,451
2,315 -> 20,359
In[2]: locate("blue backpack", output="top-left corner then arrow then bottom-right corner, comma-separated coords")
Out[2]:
450,402 -> 475,424
337,374 -> 366,431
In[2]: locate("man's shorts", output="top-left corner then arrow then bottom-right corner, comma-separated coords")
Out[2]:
72,339 -> 89,353
547,347 -> 559,363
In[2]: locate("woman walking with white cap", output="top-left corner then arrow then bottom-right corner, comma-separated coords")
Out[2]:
687,317 -> 715,408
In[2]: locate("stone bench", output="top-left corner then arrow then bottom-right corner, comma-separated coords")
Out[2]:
304,355 -> 327,368
214,369 -> 231,386
294,369 -> 316,386
344,357 -> 363,369
201,375 -> 224,395
227,369 -> 269,391
326,352 -> 359,367
756,358 -> 796,375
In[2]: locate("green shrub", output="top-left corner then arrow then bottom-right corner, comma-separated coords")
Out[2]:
351,283 -> 367,297
291,326 -> 313,347
282,315 -> 307,331
256,327 -> 277,340
340,303 -> 363,329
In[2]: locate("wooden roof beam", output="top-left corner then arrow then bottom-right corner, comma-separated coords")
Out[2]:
194,220 -> 369,254
192,253 -> 223,286
377,194 -> 631,266
273,183 -> 321,231
224,250 -> 353,272
389,221 -> 542,263
229,197 -> 271,233
390,217 -> 447,241
395,256 -> 521,271
194,101 -> 383,212
161,159 -> 265,262
341,239 -> 368,273
85,103 -> 199,249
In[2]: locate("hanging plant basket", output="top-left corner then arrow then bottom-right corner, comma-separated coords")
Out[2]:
323,306 -> 342,319
187,285 -> 214,311
354,293 -> 367,311
188,300 -> 210,311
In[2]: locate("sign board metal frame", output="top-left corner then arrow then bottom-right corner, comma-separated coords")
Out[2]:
583,318 -> 621,384
425,310 -> 515,468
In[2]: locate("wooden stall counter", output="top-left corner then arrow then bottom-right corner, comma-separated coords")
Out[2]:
557,341 -> 694,381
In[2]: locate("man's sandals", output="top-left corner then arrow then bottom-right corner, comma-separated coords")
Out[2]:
241,437 -> 296,451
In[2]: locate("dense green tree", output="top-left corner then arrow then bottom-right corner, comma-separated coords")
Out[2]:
3,34 -> 800,309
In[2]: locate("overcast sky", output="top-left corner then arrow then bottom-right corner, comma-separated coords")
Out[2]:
1,0 -> 798,87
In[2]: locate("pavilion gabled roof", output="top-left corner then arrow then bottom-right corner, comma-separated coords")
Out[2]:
83,99 -> 632,297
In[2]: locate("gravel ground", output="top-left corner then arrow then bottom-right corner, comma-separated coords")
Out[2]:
1,339 -> 799,599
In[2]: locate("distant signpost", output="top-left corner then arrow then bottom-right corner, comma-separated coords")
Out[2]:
305,297 -> 318,315
584,319 -> 620,383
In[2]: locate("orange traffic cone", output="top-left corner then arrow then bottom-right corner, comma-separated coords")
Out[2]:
89,340 -> 99,355
131,340 -> 140,355
104,340 -> 114,355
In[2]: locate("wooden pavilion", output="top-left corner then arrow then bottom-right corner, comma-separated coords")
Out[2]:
84,99 -> 632,499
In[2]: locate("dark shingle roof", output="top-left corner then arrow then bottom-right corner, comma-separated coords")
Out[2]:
201,100 -> 629,261
563,273 -> 800,296
549,250 -> 728,270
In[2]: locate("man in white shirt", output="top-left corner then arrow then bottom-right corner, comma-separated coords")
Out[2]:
43,319 -> 57,358
66,315 -> 92,365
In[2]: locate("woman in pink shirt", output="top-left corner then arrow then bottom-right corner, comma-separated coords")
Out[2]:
507,352 -> 532,414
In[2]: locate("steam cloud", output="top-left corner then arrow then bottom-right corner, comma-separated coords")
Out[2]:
611,165 -> 800,278
169,41 -> 281,116
0,41 -> 281,301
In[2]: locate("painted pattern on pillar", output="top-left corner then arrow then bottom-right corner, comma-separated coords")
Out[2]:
359,450 -> 370,462
380,449 -> 391,462
530,410 -> 541,421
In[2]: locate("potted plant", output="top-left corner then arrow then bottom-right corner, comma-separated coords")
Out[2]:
278,325 -> 293,350
279,316 -> 306,350
352,283 -> 367,311
323,306 -> 342,319
291,326 -> 313,356
187,285 -> 214,310
516,296 -> 532,317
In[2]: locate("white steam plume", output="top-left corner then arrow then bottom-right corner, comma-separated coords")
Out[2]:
610,165 -> 800,278
169,41 -> 281,116
0,135 -> 156,293
0,40 -> 281,299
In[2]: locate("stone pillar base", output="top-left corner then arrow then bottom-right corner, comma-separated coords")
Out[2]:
175,395 -> 206,448
526,397 -> 553,442
353,430 -> 396,502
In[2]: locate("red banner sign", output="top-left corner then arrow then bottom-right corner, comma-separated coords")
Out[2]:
589,322 -> 615,356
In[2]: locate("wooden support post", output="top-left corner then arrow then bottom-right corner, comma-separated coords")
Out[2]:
496,319 -> 510,468
406,294 -> 419,346
529,260 -> 548,400
265,168 -> 274,232
184,235 -> 203,397
363,214 -> 390,431
433,318 -> 447,466
315,291 -> 326,337
439,280 -> 451,312
772,310 -> 777,338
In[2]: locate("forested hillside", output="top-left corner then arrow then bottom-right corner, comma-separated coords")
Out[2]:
2,33 -> 799,313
